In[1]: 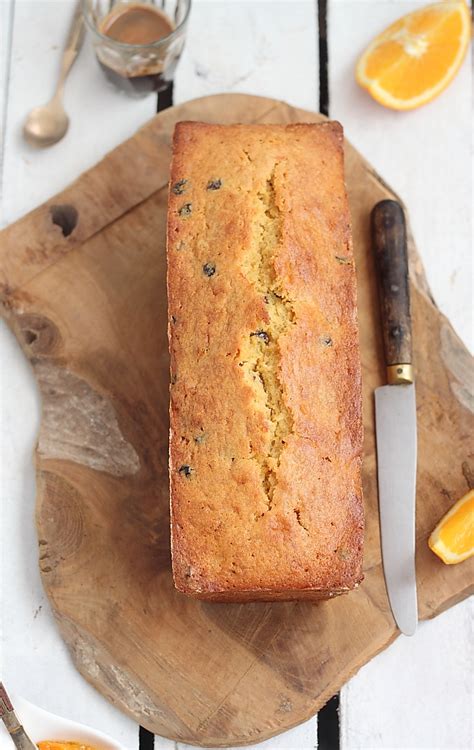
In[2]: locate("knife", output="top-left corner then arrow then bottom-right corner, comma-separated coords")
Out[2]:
0,683 -> 37,750
371,199 -> 418,636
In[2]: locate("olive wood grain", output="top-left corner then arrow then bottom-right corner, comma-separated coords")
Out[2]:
0,95 -> 472,747
372,200 -> 412,373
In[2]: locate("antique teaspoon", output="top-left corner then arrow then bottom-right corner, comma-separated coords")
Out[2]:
23,1 -> 85,147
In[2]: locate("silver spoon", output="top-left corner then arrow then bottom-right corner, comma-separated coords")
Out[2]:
23,1 -> 85,147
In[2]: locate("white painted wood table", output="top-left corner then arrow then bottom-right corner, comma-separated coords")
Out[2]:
0,1 -> 472,748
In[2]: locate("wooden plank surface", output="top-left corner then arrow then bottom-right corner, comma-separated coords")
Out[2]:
176,0 -> 318,111
0,0 -> 157,227
0,0 -> 13,200
176,719 -> 317,750
329,0 -> 473,351
0,1 -> 149,746
328,2 -> 473,748
0,2 -> 319,749
341,599 -> 474,750
0,0 -> 472,748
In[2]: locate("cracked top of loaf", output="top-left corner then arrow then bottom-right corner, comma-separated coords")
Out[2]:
167,121 -> 364,601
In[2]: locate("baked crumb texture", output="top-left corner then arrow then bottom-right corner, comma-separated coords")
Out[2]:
167,122 -> 364,602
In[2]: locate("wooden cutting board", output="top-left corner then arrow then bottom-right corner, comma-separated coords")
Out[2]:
0,94 -> 472,747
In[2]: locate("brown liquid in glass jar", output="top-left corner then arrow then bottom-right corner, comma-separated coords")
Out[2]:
98,3 -> 175,94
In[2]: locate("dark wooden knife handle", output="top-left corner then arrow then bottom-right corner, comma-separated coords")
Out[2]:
371,200 -> 413,385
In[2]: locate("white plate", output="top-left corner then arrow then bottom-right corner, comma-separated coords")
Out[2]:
0,695 -> 129,750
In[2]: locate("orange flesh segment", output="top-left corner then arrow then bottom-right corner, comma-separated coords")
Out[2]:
436,495 -> 474,552
364,41 -> 403,79
429,490 -> 474,564
356,1 -> 470,109
377,13 -> 466,98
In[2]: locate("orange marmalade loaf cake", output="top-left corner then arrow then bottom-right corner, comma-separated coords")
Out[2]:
167,121 -> 363,601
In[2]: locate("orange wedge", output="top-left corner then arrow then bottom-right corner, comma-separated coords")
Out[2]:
356,1 -> 471,110
428,489 -> 474,564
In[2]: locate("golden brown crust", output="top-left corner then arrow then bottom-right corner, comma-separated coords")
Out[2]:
167,122 -> 363,601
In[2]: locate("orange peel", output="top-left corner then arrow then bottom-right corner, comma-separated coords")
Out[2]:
356,1 -> 471,110
429,489 -> 474,564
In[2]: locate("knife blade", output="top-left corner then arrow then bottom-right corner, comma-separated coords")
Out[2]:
371,199 -> 418,636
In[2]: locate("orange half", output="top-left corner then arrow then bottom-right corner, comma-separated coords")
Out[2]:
356,1 -> 471,110
428,489 -> 474,564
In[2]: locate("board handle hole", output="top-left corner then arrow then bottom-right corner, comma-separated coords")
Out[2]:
50,204 -> 78,237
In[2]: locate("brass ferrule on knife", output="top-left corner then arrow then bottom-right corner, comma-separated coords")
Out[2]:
371,200 -> 414,387
387,364 -> 414,385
